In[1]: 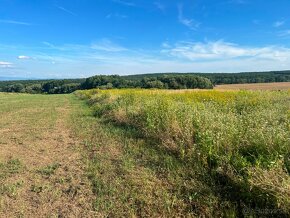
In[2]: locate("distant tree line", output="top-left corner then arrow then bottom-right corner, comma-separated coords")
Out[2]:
80,75 -> 213,90
124,70 -> 290,85
0,79 -> 84,94
0,75 -> 213,94
0,70 -> 289,94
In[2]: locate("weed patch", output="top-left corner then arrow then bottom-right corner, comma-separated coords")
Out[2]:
76,89 -> 290,216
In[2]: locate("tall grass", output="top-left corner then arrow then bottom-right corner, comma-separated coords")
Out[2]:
76,89 -> 290,216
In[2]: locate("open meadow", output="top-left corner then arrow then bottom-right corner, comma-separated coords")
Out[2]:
0,88 -> 289,217
76,88 -> 290,217
2,0 -> 290,217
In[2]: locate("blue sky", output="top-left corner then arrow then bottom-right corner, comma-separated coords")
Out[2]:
1,0 -> 290,78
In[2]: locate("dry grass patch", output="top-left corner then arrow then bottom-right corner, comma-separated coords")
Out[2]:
0,93 -> 95,217
215,82 -> 290,90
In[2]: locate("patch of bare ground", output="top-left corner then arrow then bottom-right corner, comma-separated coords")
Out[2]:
215,82 -> 290,90
0,94 -> 95,217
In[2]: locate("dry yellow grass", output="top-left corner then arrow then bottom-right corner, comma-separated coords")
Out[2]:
0,93 -> 95,217
215,82 -> 290,90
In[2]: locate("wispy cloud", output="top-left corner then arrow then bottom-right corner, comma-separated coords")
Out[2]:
154,2 -> 166,12
42,41 -> 61,50
0,61 -> 13,68
162,40 -> 290,62
278,30 -> 290,37
91,39 -> 127,52
0,19 -> 32,26
161,42 -> 171,48
177,4 -> 200,30
17,55 -> 31,60
273,20 -> 285,28
106,13 -> 128,19
55,5 -> 77,16
3,39 -> 290,78
112,0 -> 136,7
227,0 -> 247,4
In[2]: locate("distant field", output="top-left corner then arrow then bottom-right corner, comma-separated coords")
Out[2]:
215,82 -> 290,90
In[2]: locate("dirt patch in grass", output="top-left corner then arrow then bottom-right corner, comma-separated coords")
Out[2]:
0,94 -> 95,217
215,82 -> 290,90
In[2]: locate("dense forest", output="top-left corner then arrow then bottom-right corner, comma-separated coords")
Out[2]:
0,70 -> 289,94
0,79 -> 84,94
124,70 -> 290,84
0,75 -> 213,93
81,74 -> 213,90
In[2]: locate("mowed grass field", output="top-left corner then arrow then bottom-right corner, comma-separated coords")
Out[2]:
215,81 -> 290,90
0,93 -> 94,217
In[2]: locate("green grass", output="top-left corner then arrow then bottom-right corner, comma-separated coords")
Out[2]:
75,88 -> 290,217
0,159 -> 23,179
0,159 -> 24,197
0,90 -> 289,217
37,163 -> 61,177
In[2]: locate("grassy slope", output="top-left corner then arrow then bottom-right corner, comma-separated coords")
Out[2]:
0,93 -> 94,217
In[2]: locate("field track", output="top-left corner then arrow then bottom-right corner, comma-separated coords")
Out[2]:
215,82 -> 290,90
0,93 -> 94,217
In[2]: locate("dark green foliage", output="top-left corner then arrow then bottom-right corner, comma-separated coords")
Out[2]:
42,81 -> 81,94
140,75 -> 213,89
0,78 -> 84,94
81,75 -> 133,89
2,83 -> 25,93
81,74 -> 213,90
124,70 -> 290,85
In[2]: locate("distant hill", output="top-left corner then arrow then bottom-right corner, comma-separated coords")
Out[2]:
0,77 -> 35,81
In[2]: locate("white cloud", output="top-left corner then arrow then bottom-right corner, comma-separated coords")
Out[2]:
91,39 -> 127,52
55,5 -> 77,16
112,0 -> 135,7
18,55 -> 31,60
273,21 -> 285,28
178,4 -> 200,30
0,61 -> 13,68
162,40 -> 290,62
0,19 -> 31,26
3,40 -> 290,78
